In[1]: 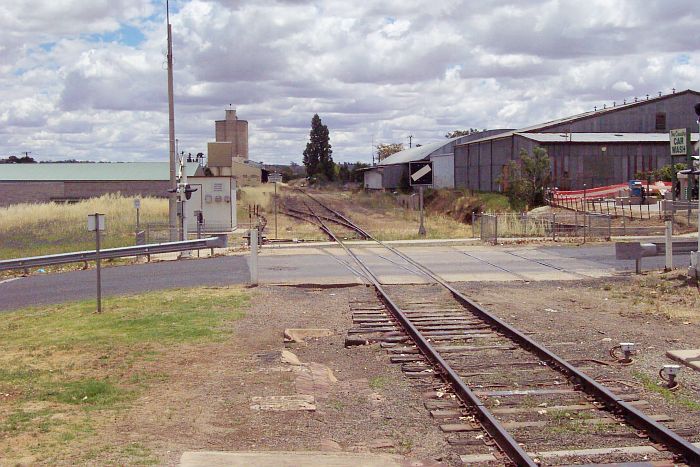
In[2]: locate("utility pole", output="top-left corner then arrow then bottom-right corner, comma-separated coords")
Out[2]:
166,0 -> 177,241
408,135 -> 414,148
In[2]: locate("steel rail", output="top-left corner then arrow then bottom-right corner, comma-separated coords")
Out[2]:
300,189 -> 700,466
285,207 -> 367,236
0,236 -> 226,272
299,193 -> 537,466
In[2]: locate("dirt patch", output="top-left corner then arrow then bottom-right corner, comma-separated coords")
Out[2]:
59,285 -> 452,465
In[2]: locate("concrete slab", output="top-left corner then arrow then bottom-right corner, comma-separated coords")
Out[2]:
284,328 -> 334,343
179,451 -> 408,467
666,349 -> 700,372
249,395 -> 316,411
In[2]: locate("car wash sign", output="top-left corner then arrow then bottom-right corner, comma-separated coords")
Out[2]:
670,128 -> 692,156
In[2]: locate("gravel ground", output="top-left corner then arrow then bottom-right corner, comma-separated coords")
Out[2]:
455,276 -> 700,443
50,272 -> 699,466
74,284 -> 452,465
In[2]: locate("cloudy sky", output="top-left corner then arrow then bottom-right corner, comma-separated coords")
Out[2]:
1,0 -> 699,165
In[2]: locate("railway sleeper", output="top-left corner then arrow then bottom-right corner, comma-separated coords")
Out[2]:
459,444 -> 686,465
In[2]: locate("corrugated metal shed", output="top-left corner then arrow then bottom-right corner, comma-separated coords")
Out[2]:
378,140 -> 449,166
0,162 -> 201,182
519,132 -> 700,143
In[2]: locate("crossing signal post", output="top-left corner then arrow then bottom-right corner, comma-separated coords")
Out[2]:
409,161 -> 434,237
167,156 -> 198,256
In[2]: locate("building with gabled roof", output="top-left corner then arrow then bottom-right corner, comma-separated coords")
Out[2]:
363,130 -> 509,189
455,89 -> 700,191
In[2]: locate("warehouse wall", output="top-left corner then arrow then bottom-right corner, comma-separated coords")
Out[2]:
0,181 -> 171,206
541,92 -> 699,133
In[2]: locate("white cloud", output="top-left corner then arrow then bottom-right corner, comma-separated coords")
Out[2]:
1,0 -> 699,164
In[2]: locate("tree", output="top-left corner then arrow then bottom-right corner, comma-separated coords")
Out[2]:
0,155 -> 36,164
338,163 -> 351,183
376,143 -> 403,162
445,129 -> 484,139
502,147 -> 551,209
302,114 -> 334,180
350,162 -> 369,182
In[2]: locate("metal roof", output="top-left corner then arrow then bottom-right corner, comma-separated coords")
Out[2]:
0,162 -> 201,182
457,89 -> 700,147
518,132 -> 700,143
378,140 -> 449,166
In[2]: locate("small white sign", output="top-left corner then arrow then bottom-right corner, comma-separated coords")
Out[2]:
411,164 -> 432,182
670,128 -> 690,156
269,173 -> 283,183
133,198 -> 141,209
87,214 -> 106,232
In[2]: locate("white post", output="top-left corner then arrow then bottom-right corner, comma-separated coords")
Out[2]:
274,182 -> 278,240
250,228 -> 258,286
665,220 -> 673,272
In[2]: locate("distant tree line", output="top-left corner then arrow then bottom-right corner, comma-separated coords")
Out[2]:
0,155 -> 36,164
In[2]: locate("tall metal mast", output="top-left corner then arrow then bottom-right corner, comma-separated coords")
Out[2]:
166,0 -> 177,240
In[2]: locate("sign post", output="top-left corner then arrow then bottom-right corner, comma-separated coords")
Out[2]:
87,213 -> 106,313
133,198 -> 141,231
409,161 -> 433,237
670,128 -> 692,201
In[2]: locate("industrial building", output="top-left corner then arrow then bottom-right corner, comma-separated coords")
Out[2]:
207,109 -> 262,186
364,89 -> 700,192
363,130 -> 507,189
455,89 -> 700,191
0,162 -> 203,206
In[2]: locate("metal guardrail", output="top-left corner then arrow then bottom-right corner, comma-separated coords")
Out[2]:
615,240 -> 697,273
0,236 -> 228,272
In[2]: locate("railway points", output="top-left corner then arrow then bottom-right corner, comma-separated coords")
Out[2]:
284,189 -> 700,466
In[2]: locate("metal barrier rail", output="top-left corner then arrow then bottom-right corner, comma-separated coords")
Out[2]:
615,240 -> 697,273
0,236 -> 227,272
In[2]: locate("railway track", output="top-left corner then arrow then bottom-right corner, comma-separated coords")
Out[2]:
293,189 -> 700,466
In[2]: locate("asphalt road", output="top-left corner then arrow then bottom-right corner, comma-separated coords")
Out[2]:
257,244 -> 692,285
0,255 -> 249,312
0,243 -> 692,312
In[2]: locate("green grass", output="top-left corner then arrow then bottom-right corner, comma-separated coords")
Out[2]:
633,371 -> 700,411
474,192 -> 512,212
0,286 -> 249,463
368,376 -> 390,389
1,287 -> 247,350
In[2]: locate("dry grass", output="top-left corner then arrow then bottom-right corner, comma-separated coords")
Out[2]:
605,271 -> 700,322
0,195 -> 168,260
276,188 -> 474,241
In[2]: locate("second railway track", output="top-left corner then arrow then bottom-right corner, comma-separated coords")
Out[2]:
290,189 -> 700,466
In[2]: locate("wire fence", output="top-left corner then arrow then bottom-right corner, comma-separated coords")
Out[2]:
473,211 -> 689,244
